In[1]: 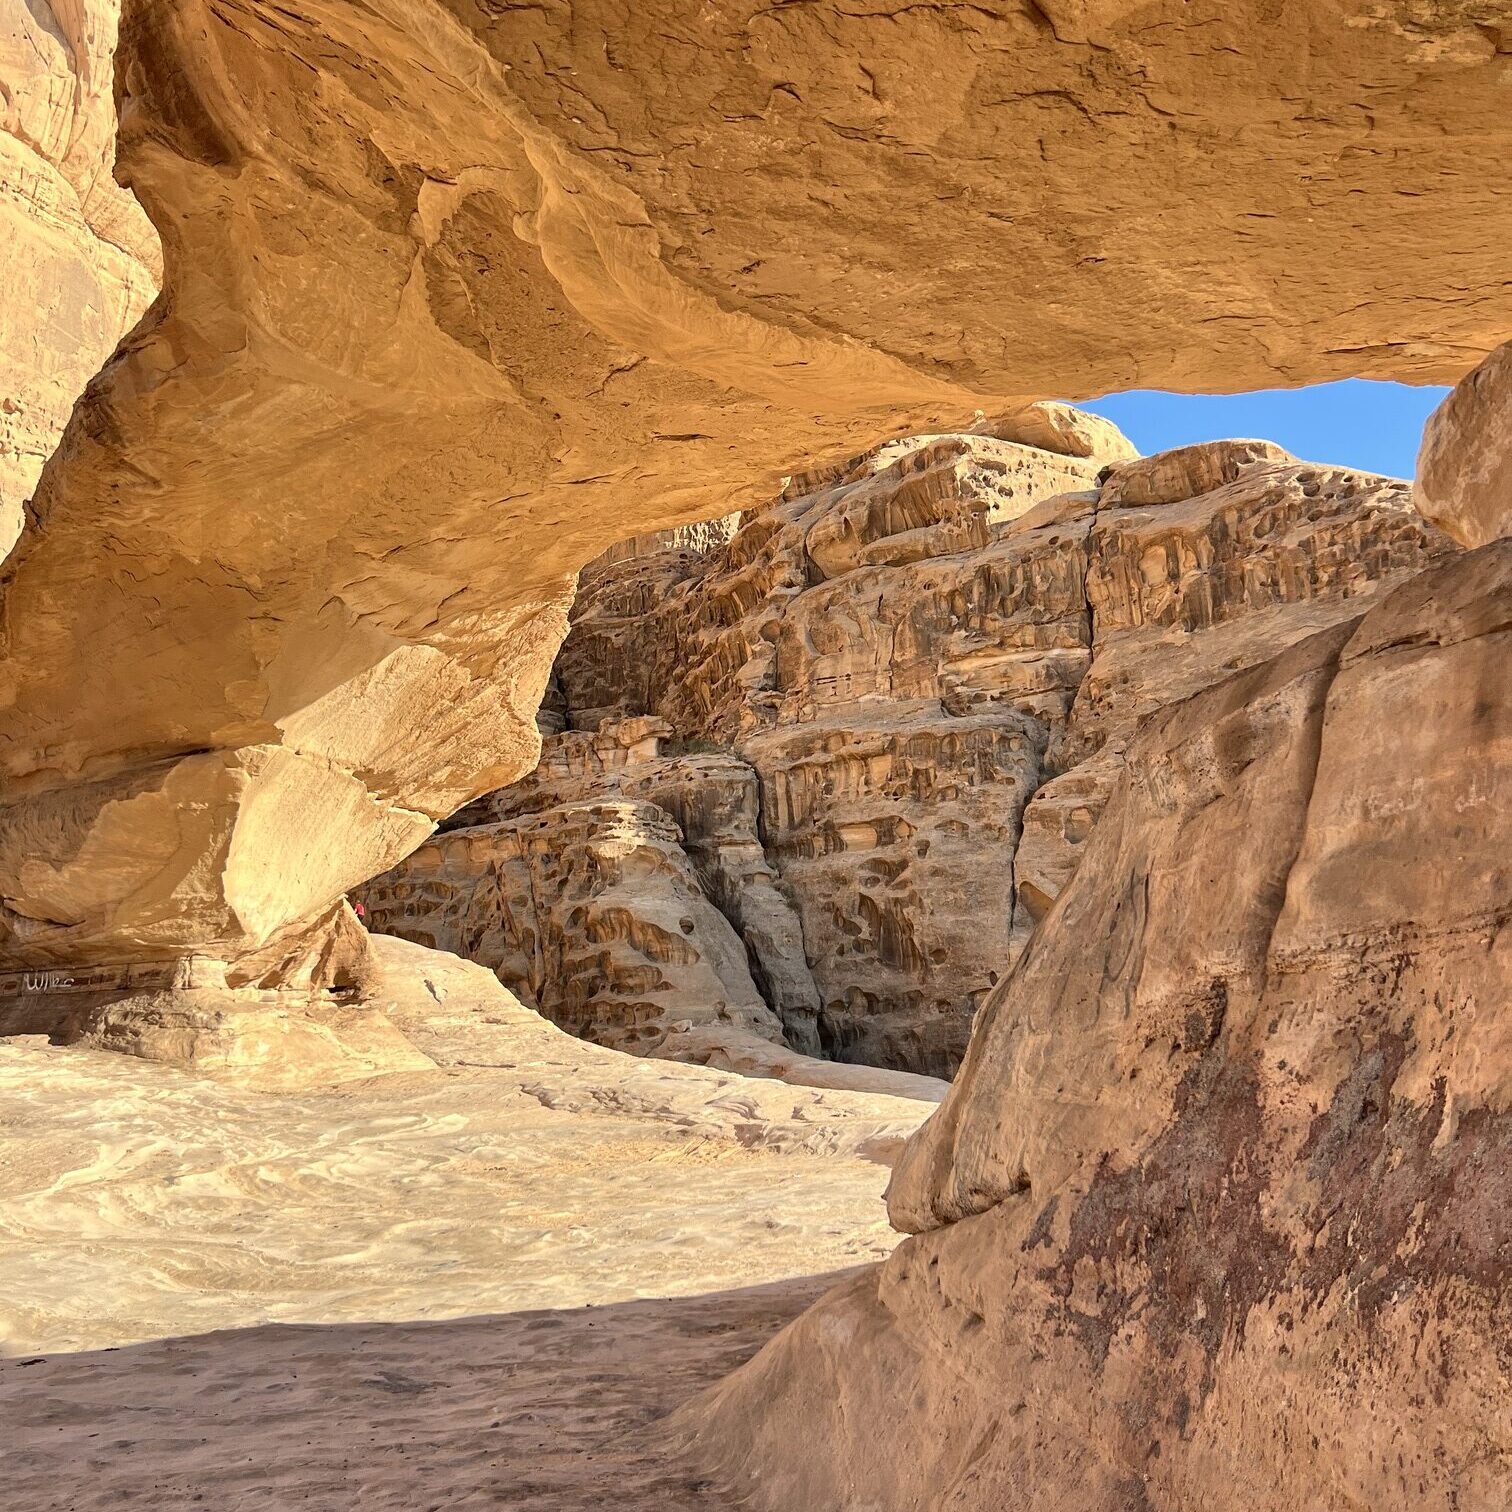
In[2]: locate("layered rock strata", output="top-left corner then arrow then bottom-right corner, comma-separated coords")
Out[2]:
2,0 -> 1509,1005
368,428 -> 1456,1074
361,720 -> 798,1060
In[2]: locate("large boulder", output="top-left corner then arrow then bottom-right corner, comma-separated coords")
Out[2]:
1417,341 -> 1512,548
681,540 -> 1512,1510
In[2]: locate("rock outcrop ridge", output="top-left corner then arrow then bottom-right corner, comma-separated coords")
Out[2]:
366,425 -> 1457,1075
363,720 -> 801,1060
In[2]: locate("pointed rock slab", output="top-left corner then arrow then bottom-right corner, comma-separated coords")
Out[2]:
679,542 -> 1512,1511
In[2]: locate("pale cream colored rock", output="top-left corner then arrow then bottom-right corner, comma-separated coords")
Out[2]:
0,921 -> 939,1504
1417,340 -> 1512,548
584,513 -> 745,576
670,1022 -> 948,1106
372,725 -> 826,1053
0,982 -> 433,1089
973,403 -> 1139,464
803,433 -> 1102,578
0,933 -> 938,1357
360,796 -> 784,1057
0,0 -> 158,548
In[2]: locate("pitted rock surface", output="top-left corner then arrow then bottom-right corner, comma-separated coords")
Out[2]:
368,429 -> 1456,1075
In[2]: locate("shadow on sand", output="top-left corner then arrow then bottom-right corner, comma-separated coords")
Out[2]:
3,1269 -> 861,1510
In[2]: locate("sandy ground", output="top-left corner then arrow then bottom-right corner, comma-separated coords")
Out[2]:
4,1276 -> 842,1510
0,941 -> 935,1508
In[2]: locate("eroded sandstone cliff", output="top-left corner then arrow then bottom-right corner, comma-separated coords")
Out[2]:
364,423 -> 1458,1076
2,0 -> 1509,1018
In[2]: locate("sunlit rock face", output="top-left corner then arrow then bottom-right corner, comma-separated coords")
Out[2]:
1417,339 -> 1512,549
363,428 -> 1111,1071
0,0 -> 1507,1004
368,427 -> 1455,1075
0,0 -> 159,551
682,536 -> 1512,1512
359,719 -> 795,1059
1010,443 -> 1462,952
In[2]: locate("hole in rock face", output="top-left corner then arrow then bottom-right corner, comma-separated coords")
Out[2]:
1079,378 -> 1449,479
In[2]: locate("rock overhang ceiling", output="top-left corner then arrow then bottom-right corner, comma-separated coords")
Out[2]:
0,0 -> 1507,987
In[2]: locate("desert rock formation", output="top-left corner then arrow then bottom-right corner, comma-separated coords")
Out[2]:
1,5 -> 1508,1508
1418,339 -> 1512,549
683,531 -> 1512,1512
367,427 -> 1458,1075
0,0 -> 158,550
2,0 -> 1509,1009
362,721 -> 816,1057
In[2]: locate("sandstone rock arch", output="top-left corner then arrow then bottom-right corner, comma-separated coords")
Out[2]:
1,0 -> 1508,999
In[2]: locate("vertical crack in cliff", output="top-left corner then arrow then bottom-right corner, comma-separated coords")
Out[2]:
1071,483 -> 1105,769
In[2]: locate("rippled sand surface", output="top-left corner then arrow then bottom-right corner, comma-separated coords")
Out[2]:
0,941 -> 933,1508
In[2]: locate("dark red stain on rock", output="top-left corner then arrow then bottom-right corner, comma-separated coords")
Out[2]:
1044,1012 -> 1512,1410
